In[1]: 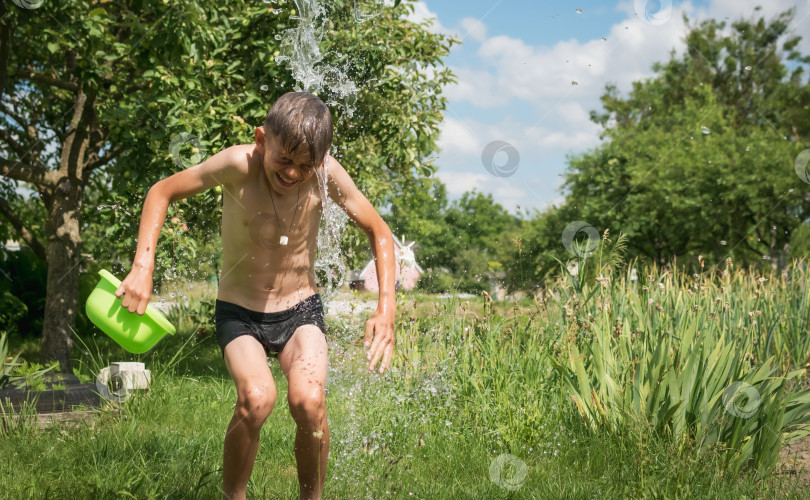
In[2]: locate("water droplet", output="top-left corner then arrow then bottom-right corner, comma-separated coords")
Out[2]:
701,126 -> 711,135
576,8 -> 583,14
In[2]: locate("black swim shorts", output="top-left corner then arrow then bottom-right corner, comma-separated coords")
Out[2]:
215,294 -> 326,358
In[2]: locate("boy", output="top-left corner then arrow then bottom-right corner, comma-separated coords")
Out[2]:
114,92 -> 396,500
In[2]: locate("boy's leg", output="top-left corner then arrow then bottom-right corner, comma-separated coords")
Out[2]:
222,335 -> 277,500
278,325 -> 329,500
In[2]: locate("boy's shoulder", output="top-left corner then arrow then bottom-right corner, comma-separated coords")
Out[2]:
206,144 -> 261,187
225,144 -> 261,172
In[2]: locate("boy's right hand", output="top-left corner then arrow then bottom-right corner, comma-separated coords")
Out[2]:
115,268 -> 154,316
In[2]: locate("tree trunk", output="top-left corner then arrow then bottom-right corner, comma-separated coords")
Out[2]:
38,88 -> 94,374
40,180 -> 83,373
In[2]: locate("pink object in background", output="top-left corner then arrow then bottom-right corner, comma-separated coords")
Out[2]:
351,235 -> 423,292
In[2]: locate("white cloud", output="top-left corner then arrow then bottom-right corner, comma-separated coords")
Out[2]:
451,14 -> 688,107
424,0 -> 810,212
436,117 -> 481,156
435,171 -> 527,212
405,1 -> 454,36
459,17 -> 487,43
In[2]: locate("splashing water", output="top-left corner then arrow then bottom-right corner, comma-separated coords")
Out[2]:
275,0 -> 371,306
96,204 -> 132,216
314,157 -> 349,307
275,0 -> 359,117
353,0 -> 384,23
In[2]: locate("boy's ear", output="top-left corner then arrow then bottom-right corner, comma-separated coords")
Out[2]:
254,126 -> 266,152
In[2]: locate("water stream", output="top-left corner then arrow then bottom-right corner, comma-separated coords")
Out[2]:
273,0 -> 365,308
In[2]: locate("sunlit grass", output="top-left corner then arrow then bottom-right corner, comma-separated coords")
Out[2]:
1,261 -> 808,497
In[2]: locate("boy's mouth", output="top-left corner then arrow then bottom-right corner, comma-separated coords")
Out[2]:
275,172 -> 299,188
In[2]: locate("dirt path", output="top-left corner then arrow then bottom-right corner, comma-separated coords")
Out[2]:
778,435 -> 810,487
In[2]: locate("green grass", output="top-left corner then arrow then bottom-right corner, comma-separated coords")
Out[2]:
1,262 -> 809,498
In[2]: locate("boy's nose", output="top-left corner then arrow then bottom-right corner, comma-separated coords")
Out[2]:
283,168 -> 301,181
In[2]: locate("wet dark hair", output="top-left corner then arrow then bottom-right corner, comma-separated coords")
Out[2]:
264,92 -> 333,168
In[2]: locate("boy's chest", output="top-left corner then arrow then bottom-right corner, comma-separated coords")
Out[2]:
225,177 -> 323,251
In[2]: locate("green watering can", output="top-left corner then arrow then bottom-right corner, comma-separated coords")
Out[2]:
85,269 -> 176,354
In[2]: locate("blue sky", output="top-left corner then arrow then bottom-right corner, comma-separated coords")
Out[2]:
405,0 -> 810,215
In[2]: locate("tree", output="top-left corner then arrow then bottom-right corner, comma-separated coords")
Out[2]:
563,9 -> 810,270
386,181 -> 522,292
502,205 -> 570,292
385,176 -> 453,270
0,0 -> 454,371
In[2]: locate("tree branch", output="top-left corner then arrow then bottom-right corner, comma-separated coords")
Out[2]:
0,101 -> 28,131
0,3 -> 10,103
15,66 -> 78,92
0,127 -> 26,159
0,194 -> 47,262
0,156 -> 50,186
83,144 -> 123,181
59,90 -> 88,175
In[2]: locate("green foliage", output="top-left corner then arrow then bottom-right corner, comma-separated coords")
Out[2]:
416,268 -> 455,293
452,247 -> 491,293
0,395 -> 39,438
8,360 -> 61,391
65,0 -> 456,277
788,222 -> 810,260
502,205 -> 570,291
3,1 -> 454,362
0,247 -> 46,337
397,261 -> 810,479
0,292 -> 27,336
0,270 -> 808,495
386,176 -> 451,270
548,262 -> 810,475
0,331 -> 58,390
165,298 -> 216,340
564,9 -> 810,270
388,184 -> 521,291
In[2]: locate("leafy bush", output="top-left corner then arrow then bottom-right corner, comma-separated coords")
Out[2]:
547,258 -> 810,476
0,331 -> 58,390
417,268 -> 455,294
0,247 -> 46,337
165,298 -> 216,339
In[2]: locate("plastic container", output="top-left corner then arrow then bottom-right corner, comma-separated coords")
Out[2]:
85,269 -> 176,354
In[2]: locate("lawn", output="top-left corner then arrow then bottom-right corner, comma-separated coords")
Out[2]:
1,263 -> 809,499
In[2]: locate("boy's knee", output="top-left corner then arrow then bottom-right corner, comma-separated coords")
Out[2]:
236,385 -> 277,428
288,391 -> 325,422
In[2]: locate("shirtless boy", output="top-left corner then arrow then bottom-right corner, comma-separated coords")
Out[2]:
114,92 -> 396,500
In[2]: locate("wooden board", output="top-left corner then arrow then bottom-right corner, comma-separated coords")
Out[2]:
0,373 -> 103,413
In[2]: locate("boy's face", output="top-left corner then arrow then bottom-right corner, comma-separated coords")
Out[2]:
255,126 -> 321,195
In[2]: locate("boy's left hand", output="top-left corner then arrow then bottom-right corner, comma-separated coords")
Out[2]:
364,311 -> 395,374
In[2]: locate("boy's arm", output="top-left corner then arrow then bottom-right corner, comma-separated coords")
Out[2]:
325,156 -> 396,374
115,146 -> 247,315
